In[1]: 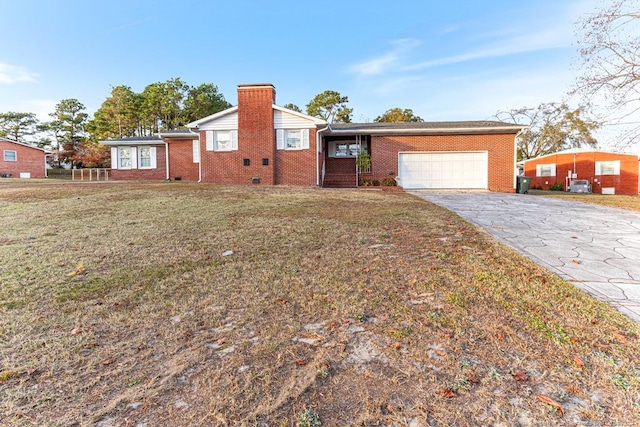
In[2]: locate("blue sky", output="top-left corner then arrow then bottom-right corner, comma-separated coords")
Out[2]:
0,0 -> 600,135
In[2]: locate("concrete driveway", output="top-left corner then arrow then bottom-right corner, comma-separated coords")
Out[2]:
409,190 -> 640,324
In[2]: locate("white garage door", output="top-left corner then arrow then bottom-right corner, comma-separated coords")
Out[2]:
398,151 -> 488,189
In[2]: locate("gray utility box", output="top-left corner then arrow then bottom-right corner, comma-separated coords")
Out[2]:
569,179 -> 592,193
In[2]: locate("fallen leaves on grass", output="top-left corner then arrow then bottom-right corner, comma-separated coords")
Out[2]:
612,332 -> 627,343
442,389 -> 456,398
573,356 -> 585,368
511,371 -> 529,382
102,358 -> 116,366
67,262 -> 86,277
386,342 -> 403,350
536,394 -> 564,416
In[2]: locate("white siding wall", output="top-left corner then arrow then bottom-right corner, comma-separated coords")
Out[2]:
274,110 -> 316,129
197,112 -> 238,130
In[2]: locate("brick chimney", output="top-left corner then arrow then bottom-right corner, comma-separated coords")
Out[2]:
237,83 -> 276,185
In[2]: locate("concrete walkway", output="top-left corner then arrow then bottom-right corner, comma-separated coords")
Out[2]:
409,190 -> 640,324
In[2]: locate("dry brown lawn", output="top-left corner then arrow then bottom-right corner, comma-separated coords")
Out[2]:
531,189 -> 640,212
1,180 -> 639,426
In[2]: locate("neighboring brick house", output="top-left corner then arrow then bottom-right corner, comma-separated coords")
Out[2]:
523,148 -> 640,195
103,83 -> 526,191
0,137 -> 50,178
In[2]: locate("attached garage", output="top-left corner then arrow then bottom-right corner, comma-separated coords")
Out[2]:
323,121 -> 526,192
398,151 -> 488,189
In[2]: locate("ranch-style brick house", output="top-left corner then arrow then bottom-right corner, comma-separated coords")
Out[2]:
0,137 -> 50,178
103,83 -> 526,192
523,148 -> 640,195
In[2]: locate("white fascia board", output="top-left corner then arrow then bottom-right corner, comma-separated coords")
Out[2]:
158,131 -> 200,140
187,106 -> 239,129
100,139 -> 162,146
328,125 -> 528,136
272,105 -> 326,125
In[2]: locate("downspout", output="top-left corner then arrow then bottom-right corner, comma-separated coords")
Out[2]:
514,128 -> 525,190
355,134 -> 361,188
316,124 -> 329,187
165,141 -> 170,181
189,128 -> 202,183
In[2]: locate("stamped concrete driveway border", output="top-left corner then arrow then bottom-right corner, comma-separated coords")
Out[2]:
409,190 -> 640,324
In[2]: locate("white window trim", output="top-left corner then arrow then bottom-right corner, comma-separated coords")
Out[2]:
327,141 -> 363,158
536,163 -> 556,177
595,160 -> 620,175
206,130 -> 238,152
3,150 -> 17,162
118,147 -> 133,169
277,129 -> 310,150
137,146 -> 157,169
111,146 -> 156,170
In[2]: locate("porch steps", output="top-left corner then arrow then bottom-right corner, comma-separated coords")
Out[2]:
323,174 -> 357,188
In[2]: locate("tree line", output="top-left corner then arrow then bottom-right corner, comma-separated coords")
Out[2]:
0,82 -> 424,168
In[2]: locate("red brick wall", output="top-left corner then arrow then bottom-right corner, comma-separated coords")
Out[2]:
167,139 -> 199,181
110,145 -> 166,180
275,129 -> 317,186
325,157 -> 356,174
201,85 -> 277,185
238,85 -> 276,185
524,152 -> 639,195
0,140 -> 47,178
371,133 -> 516,192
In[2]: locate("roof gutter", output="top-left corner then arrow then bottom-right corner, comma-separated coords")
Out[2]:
327,126 -> 527,136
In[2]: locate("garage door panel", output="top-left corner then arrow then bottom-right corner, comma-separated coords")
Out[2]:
399,152 -> 488,189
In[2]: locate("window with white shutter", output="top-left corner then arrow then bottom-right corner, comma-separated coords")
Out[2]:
276,129 -> 310,150
208,130 -> 238,152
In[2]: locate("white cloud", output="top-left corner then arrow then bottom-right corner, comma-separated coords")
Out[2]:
347,38 -> 421,77
0,62 -> 38,84
406,26 -> 572,71
20,99 -> 57,121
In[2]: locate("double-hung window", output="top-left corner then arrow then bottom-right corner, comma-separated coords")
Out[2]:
595,160 -> 620,175
329,141 -> 363,158
276,129 -> 309,150
205,130 -> 238,151
138,147 -> 151,168
286,130 -> 302,149
536,163 -> 556,177
119,147 -> 131,168
111,146 -> 156,170
216,131 -> 231,151
3,150 -> 17,162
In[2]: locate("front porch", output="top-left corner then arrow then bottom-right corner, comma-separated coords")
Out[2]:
322,135 -> 370,188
